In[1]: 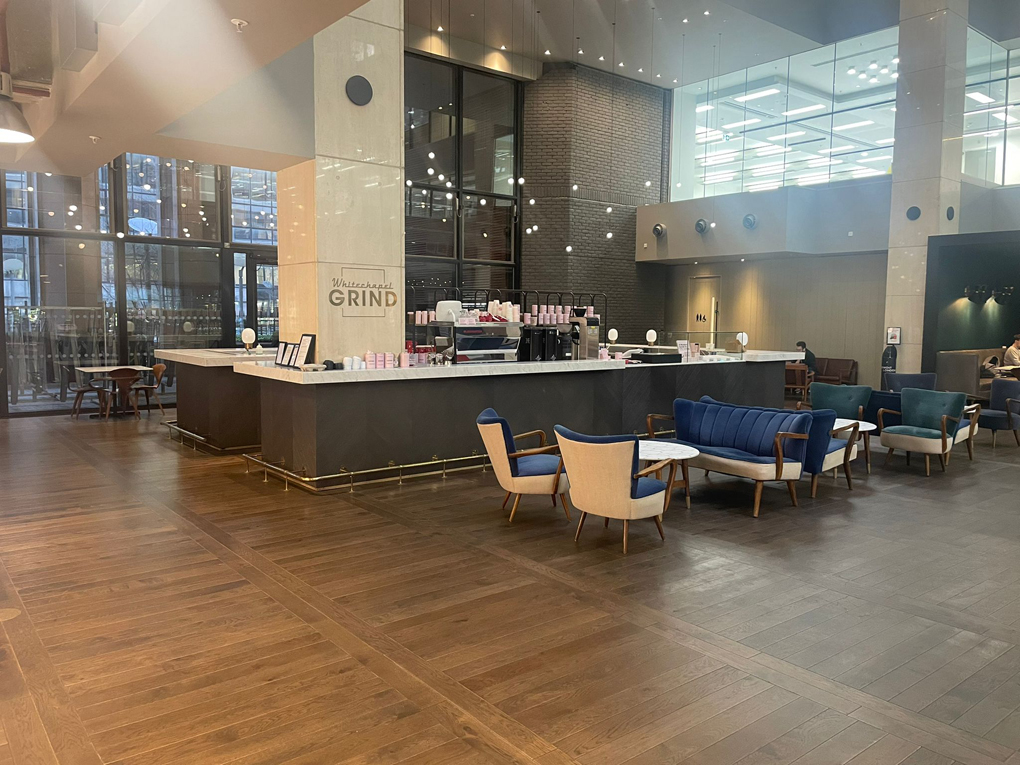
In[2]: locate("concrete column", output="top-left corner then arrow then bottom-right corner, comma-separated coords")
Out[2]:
884,0 -> 968,372
277,0 -> 404,362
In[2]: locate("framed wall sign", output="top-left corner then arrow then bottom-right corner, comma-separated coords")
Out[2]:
275,344 -> 288,365
887,327 -> 902,345
285,344 -> 300,367
295,334 -> 316,366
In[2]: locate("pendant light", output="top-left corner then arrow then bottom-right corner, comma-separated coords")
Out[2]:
0,3 -> 33,144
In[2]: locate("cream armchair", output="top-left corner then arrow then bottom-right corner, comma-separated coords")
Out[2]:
476,408 -> 570,523
554,425 -> 677,554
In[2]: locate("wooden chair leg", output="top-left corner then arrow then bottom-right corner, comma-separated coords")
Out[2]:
992,430 -> 997,447
129,390 -> 139,419
752,481 -> 764,518
906,451 -> 911,467
71,391 -> 83,419
508,494 -> 521,523
501,491 -> 512,509
654,515 -> 665,540
924,454 -> 931,476
154,391 -> 165,415
560,493 -> 571,521
604,517 -> 610,528
885,447 -> 894,467
843,460 -> 853,490
938,453 -> 946,472
574,512 -> 587,542
1014,429 -> 1020,446
622,520 -> 629,554
786,480 -> 799,507
810,473 -> 819,498
966,438 -> 974,461
864,433 -> 872,474
551,494 -> 557,507
681,461 -> 690,509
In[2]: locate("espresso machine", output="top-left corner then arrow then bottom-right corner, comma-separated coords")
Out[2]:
568,308 -> 601,360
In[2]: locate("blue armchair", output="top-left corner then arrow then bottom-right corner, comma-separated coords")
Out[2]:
554,425 -> 676,554
647,399 -> 812,517
476,408 -> 570,522
978,378 -> 1020,447
695,396 -> 855,497
879,388 -> 966,475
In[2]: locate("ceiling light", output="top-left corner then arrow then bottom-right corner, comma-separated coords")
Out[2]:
722,118 -> 760,129
572,184 -> 578,190
833,120 -> 874,131
500,45 -> 506,50
892,57 -> 900,64
880,67 -> 890,74
695,104 -> 714,113
876,138 -> 896,145
682,18 -> 688,22
480,198 -> 486,205
847,66 -> 857,75
710,221 -> 716,227
405,180 -> 412,186
993,112 -> 1019,123
606,206 -> 613,213
598,56 -> 605,61
858,73 -> 868,80
619,62 -> 625,67
673,78 -> 678,83
544,49 -> 551,55
116,232 -> 125,238
869,61 -> 878,69
768,131 -> 805,141
735,88 -> 781,102
578,48 -> 584,55
428,151 -> 435,159
565,246 -> 573,252
638,68 -> 644,73
782,104 -> 825,116
869,77 -> 879,84
656,74 -> 661,78
858,155 -> 892,162
529,198 -> 535,204
437,25 -> 444,31
704,10 -> 710,15
808,158 -> 842,167
967,92 -> 997,104
606,232 -> 613,238
518,177 -> 525,184
820,145 -> 854,153
891,72 -> 899,79
645,180 -> 652,187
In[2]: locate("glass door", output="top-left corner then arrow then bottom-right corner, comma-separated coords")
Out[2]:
233,251 -> 278,346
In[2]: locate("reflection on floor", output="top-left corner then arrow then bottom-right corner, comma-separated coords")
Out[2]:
0,413 -> 1018,765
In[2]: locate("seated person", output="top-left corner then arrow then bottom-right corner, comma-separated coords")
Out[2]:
1005,334 -> 1020,367
796,341 -> 817,374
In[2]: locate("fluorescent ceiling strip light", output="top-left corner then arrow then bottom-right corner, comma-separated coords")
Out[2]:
857,155 -> 892,162
751,160 -> 786,169
702,157 -> 739,167
702,175 -> 737,184
757,146 -> 791,157
992,112 -> 1019,124
819,145 -> 855,154
798,177 -> 830,185
833,120 -> 875,131
735,88 -> 781,102
967,104 -> 1017,116
752,167 -> 787,177
749,183 -> 782,192
808,158 -> 842,167
722,118 -> 761,129
853,170 -> 885,178
767,131 -> 806,141
966,92 -> 997,104
695,125 -> 719,134
695,104 -> 714,113
875,138 -> 895,145
782,104 -> 825,116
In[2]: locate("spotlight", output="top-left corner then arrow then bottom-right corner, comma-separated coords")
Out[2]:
992,286 -> 1014,305
694,219 -> 708,234
964,285 -> 988,303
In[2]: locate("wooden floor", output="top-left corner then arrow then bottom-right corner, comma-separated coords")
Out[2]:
1,414 -> 1019,765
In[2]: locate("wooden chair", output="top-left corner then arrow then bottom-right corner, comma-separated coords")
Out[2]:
132,363 -> 167,416
69,375 -> 108,420
102,368 -> 142,420
785,363 -> 813,403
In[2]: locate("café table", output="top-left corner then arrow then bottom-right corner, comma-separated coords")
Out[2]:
638,439 -> 700,509
834,417 -> 878,474
75,365 -> 152,418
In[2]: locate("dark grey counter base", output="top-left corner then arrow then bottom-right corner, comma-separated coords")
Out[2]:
259,361 -> 784,480
176,364 -> 261,450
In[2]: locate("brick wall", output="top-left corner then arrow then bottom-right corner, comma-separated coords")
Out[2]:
521,63 -> 670,341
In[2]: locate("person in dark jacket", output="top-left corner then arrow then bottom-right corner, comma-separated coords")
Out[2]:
796,341 -> 817,373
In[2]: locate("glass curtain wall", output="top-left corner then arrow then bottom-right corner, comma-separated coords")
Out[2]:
1,160 -> 279,416
671,27 -> 899,199
961,29 -> 1020,186
404,52 -> 520,309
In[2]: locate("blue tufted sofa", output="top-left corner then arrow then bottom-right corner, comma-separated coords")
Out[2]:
647,399 -> 813,517
699,396 -> 857,498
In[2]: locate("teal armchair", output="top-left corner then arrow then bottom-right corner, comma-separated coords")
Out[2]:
878,388 -> 967,476
797,382 -> 872,420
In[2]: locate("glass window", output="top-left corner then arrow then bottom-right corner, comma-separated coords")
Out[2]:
231,166 -> 278,245
672,27 -> 897,198
4,171 -> 104,232
462,70 -> 516,194
405,257 -> 457,313
3,236 -> 117,414
405,186 -> 455,258
124,244 -> 224,368
124,154 -> 219,239
405,56 -> 457,188
462,195 -> 513,261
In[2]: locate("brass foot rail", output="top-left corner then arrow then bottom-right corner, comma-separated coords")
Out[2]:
162,420 -> 259,454
240,451 -> 488,494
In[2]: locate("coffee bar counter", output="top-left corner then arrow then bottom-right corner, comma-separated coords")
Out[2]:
234,353 -> 798,483
154,348 -> 273,450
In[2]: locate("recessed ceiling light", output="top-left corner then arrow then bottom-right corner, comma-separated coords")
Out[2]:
819,145 -> 854,153
619,62 -> 625,67
704,10 -> 710,15
993,112 -> 1019,123
735,88 -> 780,102
638,68 -> 644,72
967,92 -> 996,104
500,45 -> 506,50
682,17 -> 688,22
892,57 -> 900,64
880,67 -> 889,74
598,55 -> 605,61
891,72 -> 899,79
869,77 -> 879,84
767,131 -> 805,141
869,61 -> 878,69
782,104 -> 825,116
578,48 -> 584,54
544,49 -> 551,55
673,78 -> 679,84
858,73 -> 868,80
695,104 -> 713,113
722,118 -> 760,129
876,138 -> 895,145
437,25 -> 443,31
847,66 -> 857,75
833,120 -> 874,131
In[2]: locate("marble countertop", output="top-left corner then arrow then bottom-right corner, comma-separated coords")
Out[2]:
155,348 -> 278,367
233,359 -> 626,384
